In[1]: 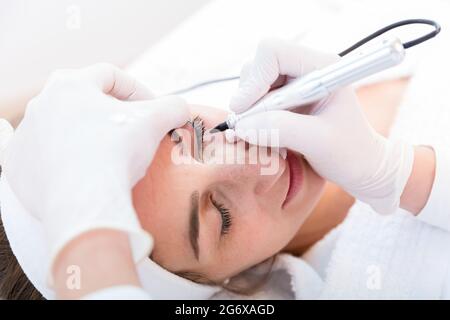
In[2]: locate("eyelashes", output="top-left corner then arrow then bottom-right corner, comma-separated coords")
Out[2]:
210,194 -> 232,235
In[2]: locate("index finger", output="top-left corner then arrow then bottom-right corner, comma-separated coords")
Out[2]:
81,63 -> 154,101
230,38 -> 339,113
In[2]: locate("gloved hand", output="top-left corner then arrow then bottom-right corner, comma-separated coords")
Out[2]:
3,63 -> 189,267
230,38 -> 414,214
0,118 -> 14,166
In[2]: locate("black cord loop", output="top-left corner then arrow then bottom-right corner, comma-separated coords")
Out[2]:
339,19 -> 441,56
169,19 -> 441,95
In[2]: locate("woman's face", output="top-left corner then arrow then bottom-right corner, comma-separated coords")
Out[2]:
132,105 -> 325,281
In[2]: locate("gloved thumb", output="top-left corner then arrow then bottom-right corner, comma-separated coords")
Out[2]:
233,110 -> 325,157
0,119 -> 14,167
229,61 -> 273,114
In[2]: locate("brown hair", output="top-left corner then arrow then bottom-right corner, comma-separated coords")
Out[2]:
175,257 -> 276,296
0,213 -> 274,299
0,216 -> 44,300
0,187 -> 274,300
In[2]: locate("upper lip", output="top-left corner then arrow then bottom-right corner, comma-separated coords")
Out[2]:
282,160 -> 292,208
281,151 -> 302,209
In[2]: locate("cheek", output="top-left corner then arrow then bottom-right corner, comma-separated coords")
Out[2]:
228,205 -> 287,269
247,211 -> 295,250
232,167 -> 326,264
304,163 -> 327,204
243,215 -> 284,249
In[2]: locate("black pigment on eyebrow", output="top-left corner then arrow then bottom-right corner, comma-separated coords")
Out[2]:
189,191 -> 200,260
190,116 -> 204,161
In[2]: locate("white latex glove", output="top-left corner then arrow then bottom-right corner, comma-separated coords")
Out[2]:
0,118 -> 14,166
230,39 -> 414,214
3,63 -> 189,267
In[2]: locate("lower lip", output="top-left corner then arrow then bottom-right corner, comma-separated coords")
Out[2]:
282,151 -> 304,209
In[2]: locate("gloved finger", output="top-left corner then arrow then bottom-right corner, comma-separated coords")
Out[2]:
233,110 -> 326,158
230,38 -> 339,113
0,119 -> 14,166
237,61 -> 287,92
82,63 -> 154,101
229,57 -> 272,113
228,61 -> 257,114
236,61 -> 253,87
127,95 -> 190,135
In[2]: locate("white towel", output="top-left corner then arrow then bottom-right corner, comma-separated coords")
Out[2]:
319,205 -> 450,299
213,204 -> 450,299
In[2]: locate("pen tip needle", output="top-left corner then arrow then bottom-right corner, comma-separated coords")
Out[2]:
211,122 -> 229,132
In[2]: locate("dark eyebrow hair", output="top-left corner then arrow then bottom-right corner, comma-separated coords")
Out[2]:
189,191 -> 200,260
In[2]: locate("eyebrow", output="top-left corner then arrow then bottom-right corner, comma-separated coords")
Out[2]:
168,125 -> 204,163
191,117 -> 204,162
168,129 -> 180,141
189,191 -> 200,260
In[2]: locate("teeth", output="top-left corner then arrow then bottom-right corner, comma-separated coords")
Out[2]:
279,148 -> 287,160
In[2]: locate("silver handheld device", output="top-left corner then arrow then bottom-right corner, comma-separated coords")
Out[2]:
216,37 -> 405,131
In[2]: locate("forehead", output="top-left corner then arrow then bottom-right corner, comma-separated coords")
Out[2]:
189,104 -> 228,126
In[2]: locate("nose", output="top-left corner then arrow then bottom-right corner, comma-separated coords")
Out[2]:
218,150 -> 286,196
205,132 -> 287,195
253,152 -> 286,195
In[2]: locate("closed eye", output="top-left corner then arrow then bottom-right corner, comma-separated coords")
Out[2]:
209,194 -> 232,235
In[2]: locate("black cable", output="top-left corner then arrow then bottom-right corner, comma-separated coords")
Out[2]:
338,19 -> 441,56
169,19 -> 441,95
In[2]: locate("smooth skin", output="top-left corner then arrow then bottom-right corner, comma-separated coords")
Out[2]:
132,105 -> 325,281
